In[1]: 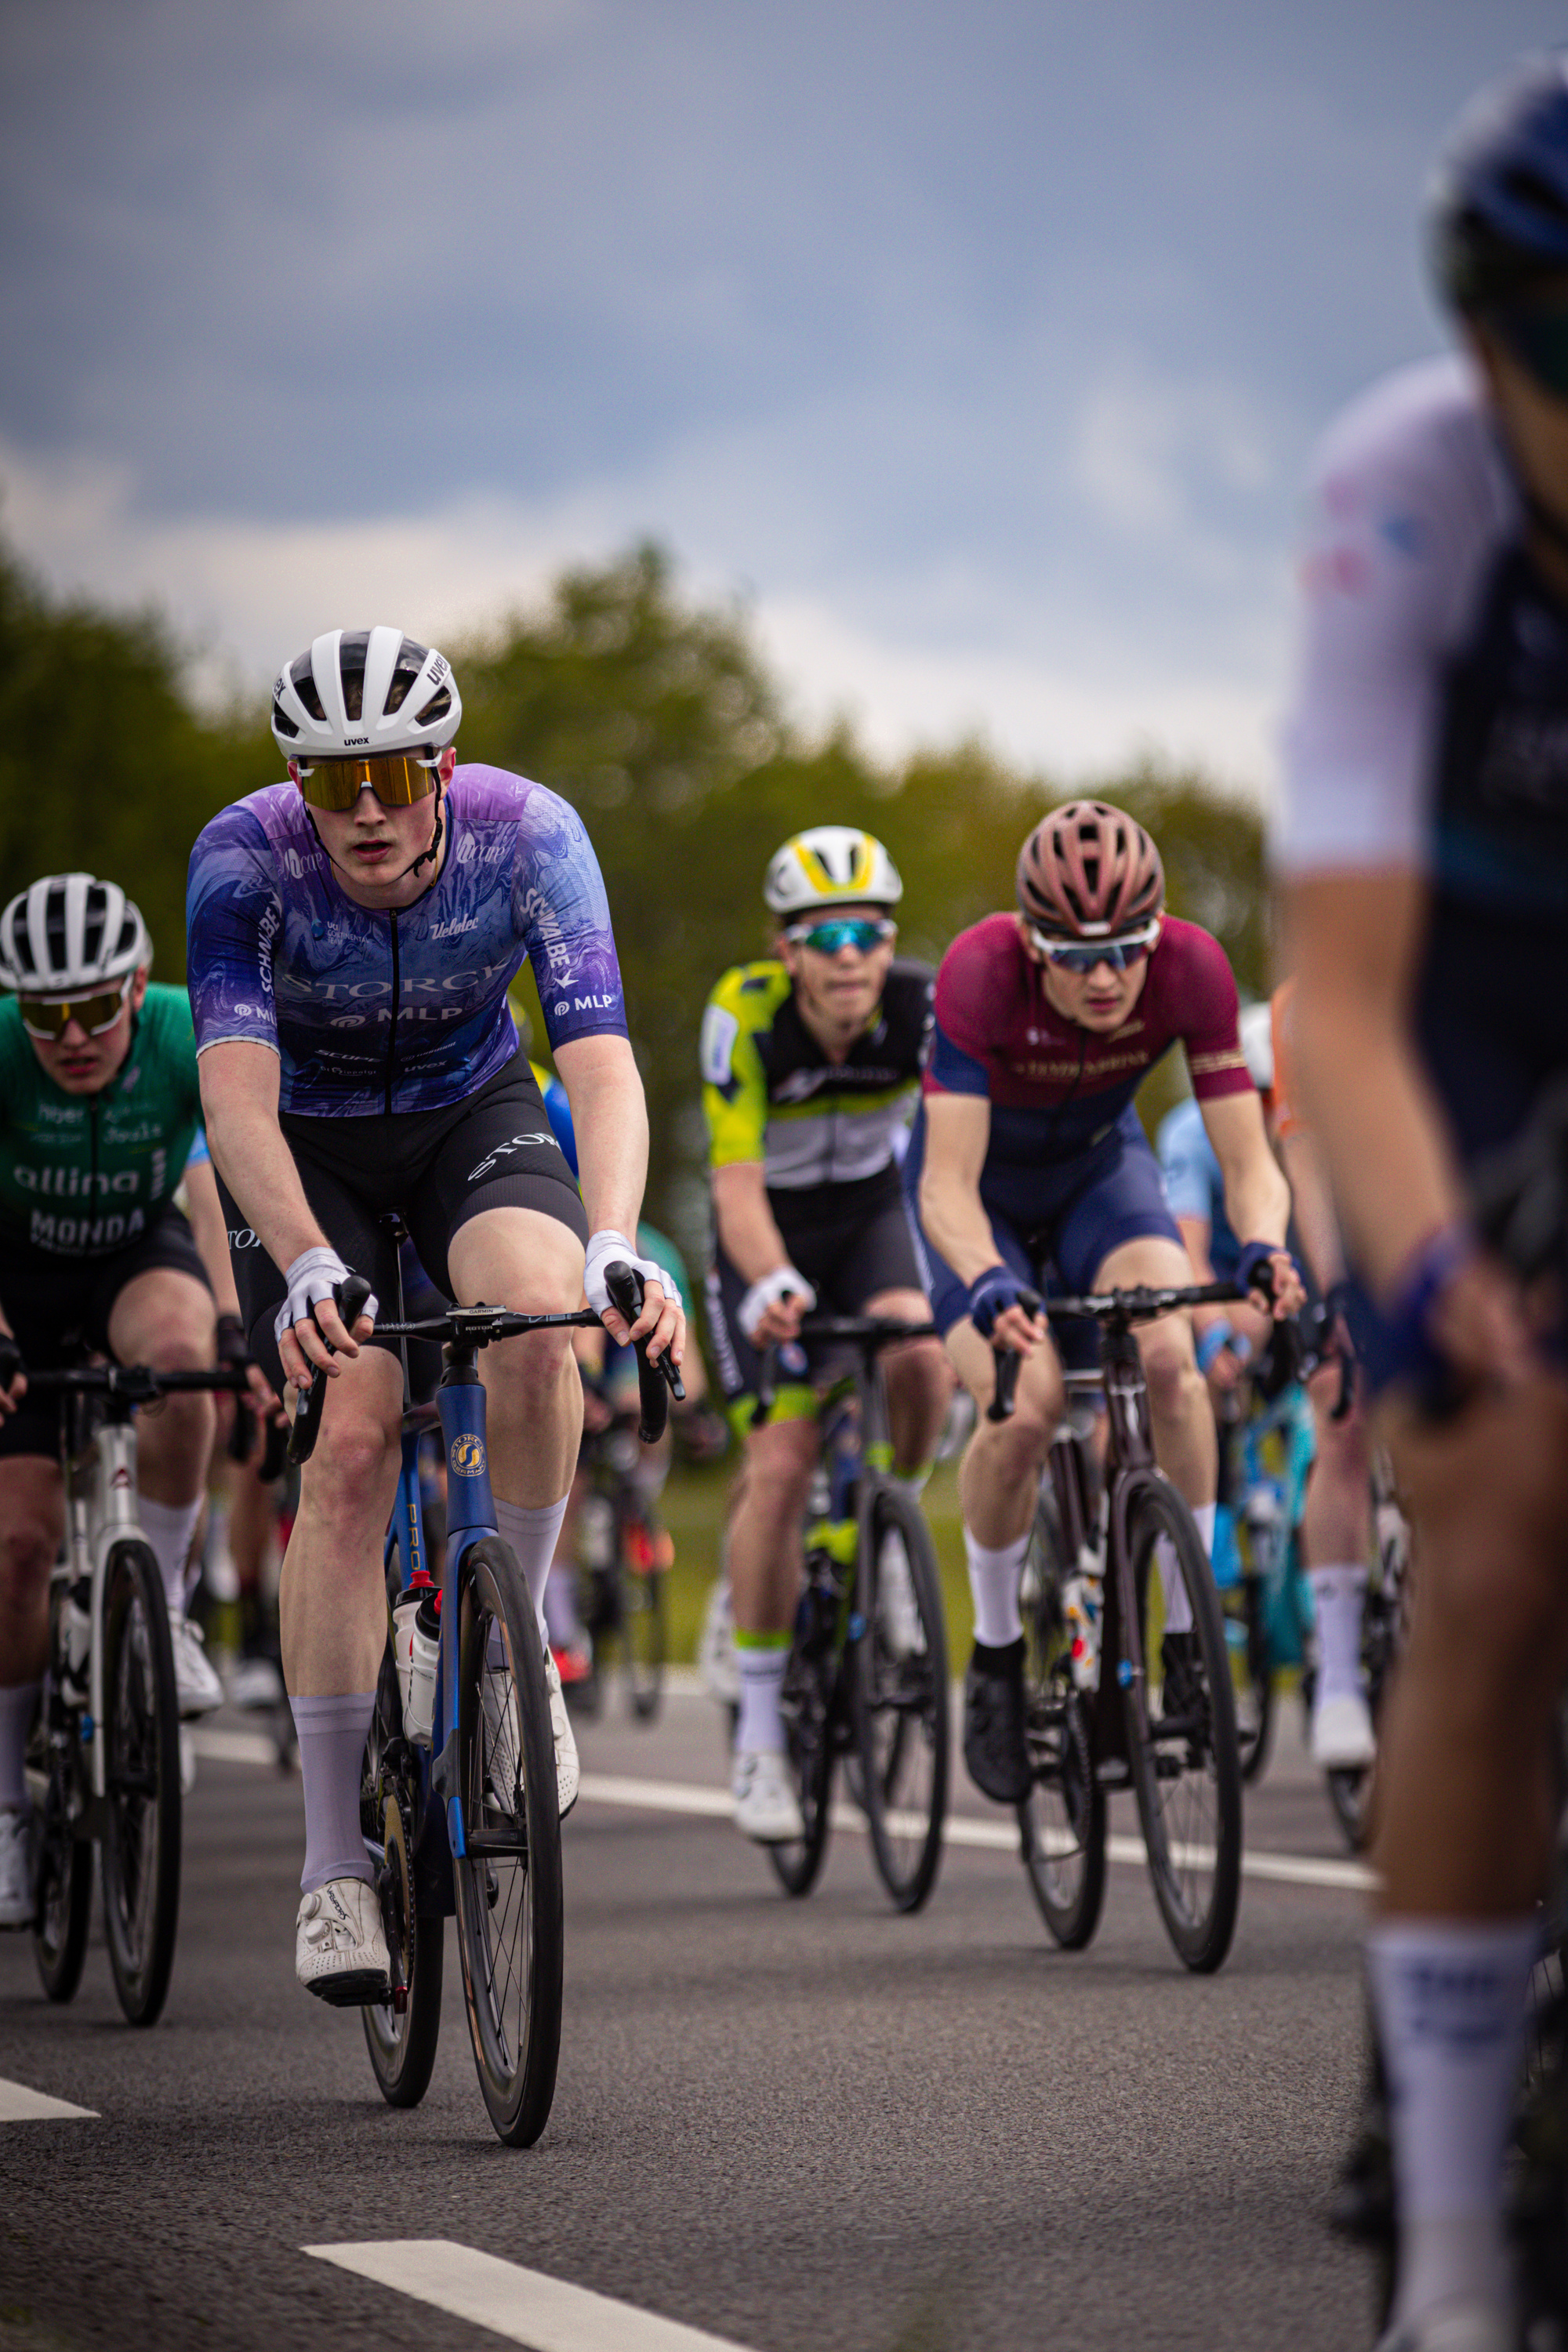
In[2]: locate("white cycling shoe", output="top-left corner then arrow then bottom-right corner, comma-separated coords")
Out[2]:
0,1809 -> 33,1930
699,1577 -> 740,1706
732,1748 -> 804,1844
1377,2300 -> 1516,2352
296,1877 -> 390,2007
1312,1688 -> 1377,1769
545,1650 -> 579,1821
169,1612 -> 224,1719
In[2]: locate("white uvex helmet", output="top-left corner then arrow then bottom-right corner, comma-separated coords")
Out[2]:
763,826 -> 903,917
269,627 -> 461,764
0,873 -> 151,994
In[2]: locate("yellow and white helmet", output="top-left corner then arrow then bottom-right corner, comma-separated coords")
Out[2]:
763,826 -> 903,917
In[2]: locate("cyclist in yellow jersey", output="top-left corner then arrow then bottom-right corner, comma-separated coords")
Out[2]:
701,828 -> 950,1843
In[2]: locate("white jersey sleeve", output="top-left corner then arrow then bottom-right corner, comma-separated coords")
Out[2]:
1274,355 -> 1516,878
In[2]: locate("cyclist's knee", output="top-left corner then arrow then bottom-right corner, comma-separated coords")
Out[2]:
1141,1328 -> 1200,1421
742,1422 -> 818,1513
0,1515 -> 56,1617
303,1402 -> 399,1516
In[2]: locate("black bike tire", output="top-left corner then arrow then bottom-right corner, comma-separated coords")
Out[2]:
1236,1571 -> 1276,1786
851,1485 -> 949,1915
361,1786 -> 444,2110
98,1540 -> 182,2026
623,1555 -> 666,1724
31,1753 -> 91,2005
1123,1483 -> 1243,1974
1017,1493 -> 1107,1951
452,1536 -> 564,2147
768,1590 -> 837,1900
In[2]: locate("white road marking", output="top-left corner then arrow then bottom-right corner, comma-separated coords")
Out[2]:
0,2077 -> 96,2122
305,2241 -> 756,2352
191,1726 -> 283,1769
576,1772 -> 1376,1894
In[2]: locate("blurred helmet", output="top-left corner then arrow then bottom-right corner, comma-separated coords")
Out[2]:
1430,53 -> 1568,316
1015,800 -> 1164,938
270,627 -> 461,764
763,826 -> 903,916
0,873 -> 151,995
1239,1001 -> 1275,1094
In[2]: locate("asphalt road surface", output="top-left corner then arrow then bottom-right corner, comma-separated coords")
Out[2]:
0,1677 -> 1377,2352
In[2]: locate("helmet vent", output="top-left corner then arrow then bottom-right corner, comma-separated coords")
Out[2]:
337,631 -> 370,724
385,638 -> 430,715
82,886 -> 108,967
271,699 -> 299,741
289,652 -> 326,724
414,687 -> 452,730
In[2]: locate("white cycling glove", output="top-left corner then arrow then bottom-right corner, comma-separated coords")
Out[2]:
274,1247 -> 379,1348
583,1229 -> 682,1320
737,1264 -> 817,1341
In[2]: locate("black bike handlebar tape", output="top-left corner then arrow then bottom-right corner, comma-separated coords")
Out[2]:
258,1412 -> 291,1483
603,1260 -> 678,1443
226,1392 -> 254,1464
286,1272 -> 376,1468
987,1346 -> 1023,1422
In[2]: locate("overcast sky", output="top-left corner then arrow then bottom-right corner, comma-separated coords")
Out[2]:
1,1 -> 1562,793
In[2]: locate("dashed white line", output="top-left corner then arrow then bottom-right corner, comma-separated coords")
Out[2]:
304,2241 -> 756,2352
0,2077 -> 96,2122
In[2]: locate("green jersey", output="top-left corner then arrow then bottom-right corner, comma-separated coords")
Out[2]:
0,984 -> 203,1258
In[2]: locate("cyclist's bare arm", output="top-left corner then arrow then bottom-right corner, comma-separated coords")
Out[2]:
197,1039 -> 369,1382
554,1032 -> 685,1366
1285,869 -> 1530,1383
1197,1087 -> 1303,1313
918,1091 -> 1040,1354
710,1160 -> 808,1344
1277,1124 -> 1347,1297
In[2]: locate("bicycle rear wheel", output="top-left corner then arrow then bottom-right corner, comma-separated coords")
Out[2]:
98,1540 -> 181,2025
1017,1492 -> 1106,1951
31,1736 -> 90,2005
1229,1570 -> 1275,1785
851,1485 -> 949,1915
620,1515 -> 666,1722
1123,1484 -> 1243,1973
361,1654 -> 443,2109
452,1537 -> 564,2147
768,1580 -> 837,1899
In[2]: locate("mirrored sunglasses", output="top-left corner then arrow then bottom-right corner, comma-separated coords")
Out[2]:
295,752 -> 441,811
1495,299 -> 1568,401
18,975 -> 134,1040
1028,918 -> 1160,975
783,915 -> 896,956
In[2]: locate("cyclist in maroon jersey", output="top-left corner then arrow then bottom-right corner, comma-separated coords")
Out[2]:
903,800 -> 1301,1802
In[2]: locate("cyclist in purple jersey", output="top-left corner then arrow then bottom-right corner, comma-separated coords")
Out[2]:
188,627 -> 684,2010
906,801 -> 1300,1808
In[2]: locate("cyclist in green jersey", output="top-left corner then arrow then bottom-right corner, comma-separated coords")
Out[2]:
0,874 -> 269,1928
702,828 -> 951,1843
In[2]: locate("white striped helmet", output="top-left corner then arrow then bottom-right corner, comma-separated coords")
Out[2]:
763,826 -> 903,916
269,627 -> 461,764
0,874 -> 151,995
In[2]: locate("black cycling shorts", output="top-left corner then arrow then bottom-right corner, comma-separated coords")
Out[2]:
219,1051 -> 586,1392
0,1207 -> 212,1461
705,1166 -> 926,1405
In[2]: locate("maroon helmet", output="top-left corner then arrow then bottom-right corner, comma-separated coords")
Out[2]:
1015,800 -> 1165,938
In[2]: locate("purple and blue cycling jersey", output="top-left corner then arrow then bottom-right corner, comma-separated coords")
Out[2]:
186,767 -> 628,1116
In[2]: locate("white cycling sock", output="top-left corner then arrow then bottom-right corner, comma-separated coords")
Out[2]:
964,1526 -> 1029,1648
137,1494 -> 205,1620
1154,1533 -> 1195,1635
1368,1916 -> 1537,2332
735,1639 -> 788,1755
543,1563 -> 583,1649
291,1691 -> 376,1893
494,1495 -> 570,1646
0,1682 -> 39,1813
1310,1566 -> 1368,1705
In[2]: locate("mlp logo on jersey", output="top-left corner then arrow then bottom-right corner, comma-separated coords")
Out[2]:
449,1432 -> 487,1479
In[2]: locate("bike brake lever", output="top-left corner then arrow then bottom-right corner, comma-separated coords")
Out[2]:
287,1272 -> 375,1468
603,1261 -> 681,1444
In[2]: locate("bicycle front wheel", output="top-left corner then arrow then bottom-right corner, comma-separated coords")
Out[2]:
452,1537 -> 564,2147
31,1737 -> 90,2005
1123,1483 -> 1243,1973
98,1540 -> 182,2025
1017,1492 -> 1106,1951
851,1485 -> 949,1914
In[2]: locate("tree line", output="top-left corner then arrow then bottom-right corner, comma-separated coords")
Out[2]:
0,535 -> 1267,1269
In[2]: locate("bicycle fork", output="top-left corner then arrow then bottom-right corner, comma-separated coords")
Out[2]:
52,1419 -> 143,1824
